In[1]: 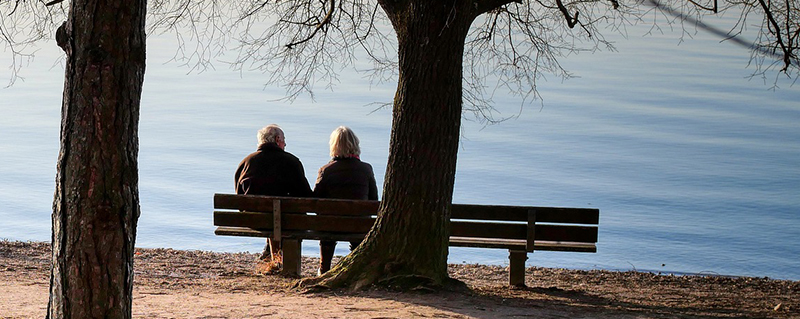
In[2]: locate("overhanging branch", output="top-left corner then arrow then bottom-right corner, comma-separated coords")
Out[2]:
649,0 -> 796,73
240,0 -> 271,21
686,0 -> 717,13
556,0 -> 579,28
756,0 -> 793,71
286,0 -> 336,49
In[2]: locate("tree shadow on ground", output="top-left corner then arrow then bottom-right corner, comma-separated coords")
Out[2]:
303,284 -> 782,319
297,267 -> 798,319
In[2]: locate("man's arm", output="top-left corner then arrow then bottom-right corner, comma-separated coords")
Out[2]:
291,159 -> 313,197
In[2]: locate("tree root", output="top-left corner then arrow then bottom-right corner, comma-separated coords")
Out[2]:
294,258 -> 467,294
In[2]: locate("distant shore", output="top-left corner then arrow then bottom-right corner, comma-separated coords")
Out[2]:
1,240 -> 797,318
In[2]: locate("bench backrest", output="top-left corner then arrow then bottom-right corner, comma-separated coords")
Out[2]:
213,193 -> 599,252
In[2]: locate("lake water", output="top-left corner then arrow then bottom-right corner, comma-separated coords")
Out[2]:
1,13 -> 798,280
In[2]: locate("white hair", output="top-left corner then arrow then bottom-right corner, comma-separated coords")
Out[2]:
257,124 -> 284,145
329,126 -> 360,157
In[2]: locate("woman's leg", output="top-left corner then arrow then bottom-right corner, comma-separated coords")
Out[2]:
319,240 -> 336,273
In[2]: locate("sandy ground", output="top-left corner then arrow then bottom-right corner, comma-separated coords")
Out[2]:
1,240 -> 797,318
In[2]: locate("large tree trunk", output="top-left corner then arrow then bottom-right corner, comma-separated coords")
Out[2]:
303,1 -> 477,290
47,0 -> 146,317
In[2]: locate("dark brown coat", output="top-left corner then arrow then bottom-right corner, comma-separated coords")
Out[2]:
235,143 -> 313,197
313,157 -> 379,200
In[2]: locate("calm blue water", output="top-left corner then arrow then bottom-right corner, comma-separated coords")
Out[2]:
1,15 -> 798,280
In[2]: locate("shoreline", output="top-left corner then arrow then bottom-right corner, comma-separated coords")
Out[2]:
100,243 -> 800,282
2,240 -> 798,318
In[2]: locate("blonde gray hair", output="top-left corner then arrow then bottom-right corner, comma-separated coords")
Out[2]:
329,126 -> 360,158
257,124 -> 284,145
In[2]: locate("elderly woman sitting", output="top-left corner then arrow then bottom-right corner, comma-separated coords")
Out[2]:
313,126 -> 379,274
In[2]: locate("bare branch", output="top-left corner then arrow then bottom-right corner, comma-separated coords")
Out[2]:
556,0 -> 580,28
8,0 -> 793,118
1,0 -> 66,85
686,0 -> 717,13
756,0 -> 793,71
286,0 -> 335,49
648,0 -> 798,78
44,0 -> 65,7
240,0 -> 270,21
8,0 -> 20,16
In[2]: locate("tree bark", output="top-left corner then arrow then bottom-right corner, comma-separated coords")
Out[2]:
48,0 -> 146,317
302,0 -> 478,290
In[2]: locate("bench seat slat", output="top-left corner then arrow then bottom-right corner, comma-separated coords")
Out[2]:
215,226 -> 270,237
215,227 -> 366,242
534,240 -> 597,253
449,237 -> 596,252
449,237 -> 526,250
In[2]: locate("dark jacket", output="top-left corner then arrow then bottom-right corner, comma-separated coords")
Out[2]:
235,143 -> 313,197
313,157 -> 378,200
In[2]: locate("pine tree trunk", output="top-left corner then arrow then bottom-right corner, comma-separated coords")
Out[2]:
48,0 -> 146,317
304,0 -> 477,290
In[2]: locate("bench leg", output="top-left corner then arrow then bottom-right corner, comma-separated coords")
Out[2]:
281,239 -> 302,277
509,250 -> 528,287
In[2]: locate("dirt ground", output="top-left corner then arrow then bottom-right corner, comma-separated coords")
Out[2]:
1,240 -> 797,318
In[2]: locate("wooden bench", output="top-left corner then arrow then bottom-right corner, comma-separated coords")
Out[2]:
213,193 -> 599,286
